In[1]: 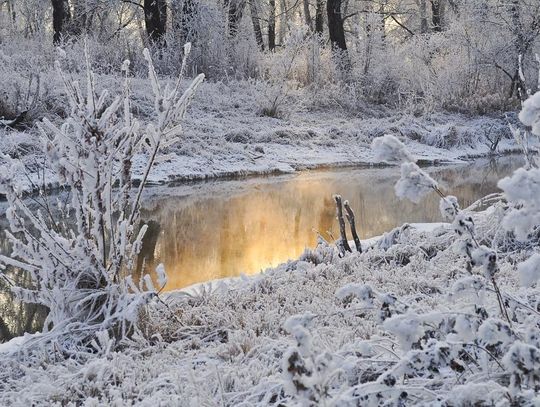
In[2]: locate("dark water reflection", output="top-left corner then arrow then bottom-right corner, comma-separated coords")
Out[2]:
137,156 -> 523,290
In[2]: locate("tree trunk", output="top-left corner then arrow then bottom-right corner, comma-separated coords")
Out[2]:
268,0 -> 276,50
6,0 -> 16,25
364,16 -> 372,75
379,2 -> 386,46
333,195 -> 352,255
344,201 -> 362,253
144,0 -> 167,45
227,0 -> 245,37
0,316 -> 13,342
431,0 -> 442,32
279,0 -> 288,44
249,0 -> 265,50
419,0 -> 428,33
303,0 -> 312,30
51,0 -> 70,44
509,0 -> 527,99
314,0 -> 324,34
327,0 -> 346,51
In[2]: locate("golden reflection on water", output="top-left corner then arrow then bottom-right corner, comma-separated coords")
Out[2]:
138,158 -> 522,290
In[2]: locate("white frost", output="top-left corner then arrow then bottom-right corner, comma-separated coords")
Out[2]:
395,162 -> 438,203
371,134 -> 414,163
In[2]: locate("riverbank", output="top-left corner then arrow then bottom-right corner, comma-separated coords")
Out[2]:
0,205 -> 535,405
133,107 -> 522,184
0,74 -> 526,192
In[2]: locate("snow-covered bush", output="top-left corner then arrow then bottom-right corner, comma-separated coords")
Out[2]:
497,90 -> 540,289
0,44 -> 204,358
294,93 -> 539,405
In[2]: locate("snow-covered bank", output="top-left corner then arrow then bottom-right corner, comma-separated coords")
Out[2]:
172,222 -> 448,297
135,107 -> 523,183
0,74 -> 526,190
0,210 -> 537,406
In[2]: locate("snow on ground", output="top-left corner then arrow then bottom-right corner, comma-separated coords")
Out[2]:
0,71 -> 536,405
0,75 -> 526,191
0,209 -> 536,405
137,104 -> 522,183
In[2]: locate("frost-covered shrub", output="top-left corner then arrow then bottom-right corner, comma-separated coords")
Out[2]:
0,45 -> 204,358
371,134 -> 413,163
256,30 -> 313,118
340,122 -> 540,404
496,90 -> 540,284
499,167 -> 540,242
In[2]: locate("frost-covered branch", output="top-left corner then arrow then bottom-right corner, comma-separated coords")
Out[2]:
0,44 -> 204,358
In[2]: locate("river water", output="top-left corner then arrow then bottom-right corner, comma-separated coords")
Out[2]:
136,156 -> 522,290
0,155 -> 524,341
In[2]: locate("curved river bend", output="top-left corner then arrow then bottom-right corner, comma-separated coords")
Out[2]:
137,156 -> 522,290
0,156 -> 524,341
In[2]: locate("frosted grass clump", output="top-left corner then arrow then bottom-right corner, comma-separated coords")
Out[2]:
382,313 -> 424,351
519,91 -> 540,137
395,162 -> 438,203
498,167 -> 540,241
439,195 -> 460,221
335,283 -> 375,306
371,134 -> 414,163
0,45 -> 204,358
517,253 -> 540,287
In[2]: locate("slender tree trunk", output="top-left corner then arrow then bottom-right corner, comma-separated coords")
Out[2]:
144,0 -> 167,45
303,0 -> 312,30
509,0 -> 527,99
51,0 -> 70,44
227,0 -> 245,37
327,0 -> 347,51
431,0 -> 442,32
344,201 -> 362,253
6,0 -> 16,25
334,195 -> 352,254
419,0 -> 428,33
279,0 -> 288,43
0,316 -> 12,342
268,0 -> 276,50
314,0 -> 324,34
364,16 -> 372,75
249,0 -> 265,50
379,2 -> 386,46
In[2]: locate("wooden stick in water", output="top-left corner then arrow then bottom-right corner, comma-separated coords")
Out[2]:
344,200 -> 362,253
333,194 -> 352,254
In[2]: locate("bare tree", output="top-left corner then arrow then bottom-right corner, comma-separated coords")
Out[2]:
144,0 -> 167,45
226,0 -> 246,37
507,0 -> 540,99
419,0 -> 428,33
278,0 -> 288,43
249,0 -> 265,50
315,0 -> 324,34
327,0 -> 346,51
51,0 -> 70,44
303,0 -> 312,30
431,0 -> 442,32
269,0 -> 276,50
